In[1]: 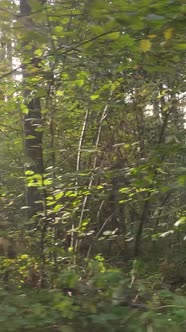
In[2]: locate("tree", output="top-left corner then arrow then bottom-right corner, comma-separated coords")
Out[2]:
20,0 -> 45,222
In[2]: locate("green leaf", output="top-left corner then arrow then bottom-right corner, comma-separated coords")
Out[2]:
178,175 -> 186,186
34,49 -> 43,57
105,32 -> 120,40
55,192 -> 64,200
56,90 -> 64,96
174,217 -> 186,227
25,170 -> 34,175
119,187 -> 130,194
54,26 -> 64,37
175,43 -> 186,50
25,135 -> 36,140
160,230 -> 174,238
20,104 -> 29,114
90,94 -> 100,100
53,204 -> 63,213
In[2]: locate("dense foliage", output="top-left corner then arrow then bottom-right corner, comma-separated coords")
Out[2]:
0,0 -> 185,331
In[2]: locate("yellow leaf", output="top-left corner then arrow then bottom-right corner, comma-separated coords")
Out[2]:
148,34 -> 157,39
140,39 -> 152,52
164,28 -> 174,40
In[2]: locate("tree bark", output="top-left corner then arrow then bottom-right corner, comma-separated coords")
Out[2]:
20,0 -> 44,221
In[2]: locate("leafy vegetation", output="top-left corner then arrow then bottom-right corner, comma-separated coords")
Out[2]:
0,0 -> 185,331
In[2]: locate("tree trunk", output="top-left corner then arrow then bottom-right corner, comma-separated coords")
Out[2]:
20,0 -> 44,221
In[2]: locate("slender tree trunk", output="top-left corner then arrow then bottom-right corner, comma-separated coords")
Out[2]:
20,0 -> 44,221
